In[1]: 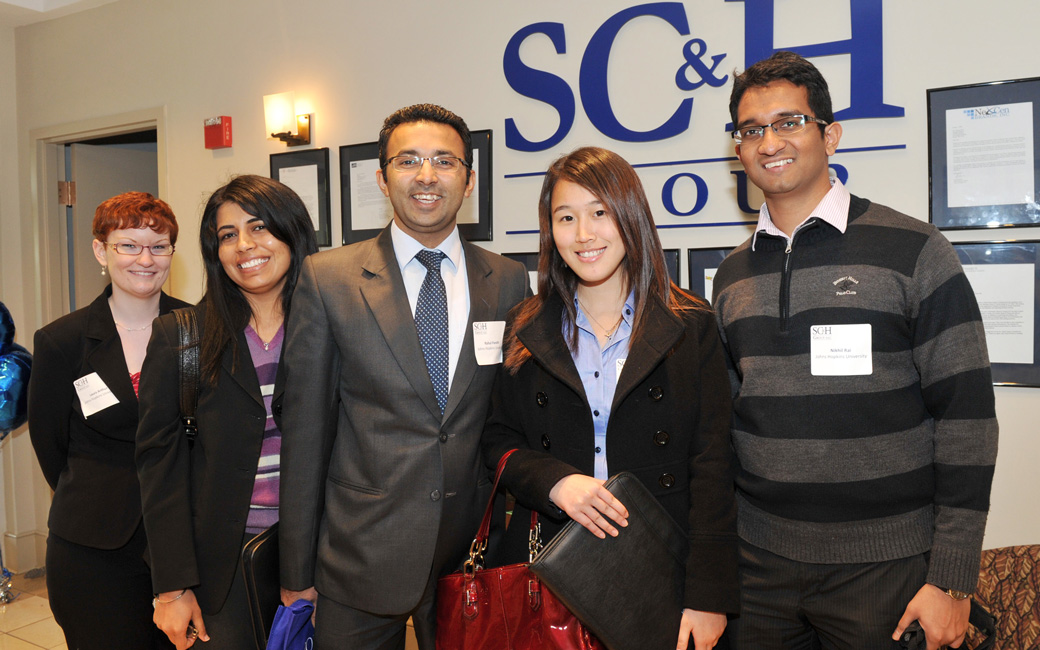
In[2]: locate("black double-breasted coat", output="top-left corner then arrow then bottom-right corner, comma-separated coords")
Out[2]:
482,293 -> 739,614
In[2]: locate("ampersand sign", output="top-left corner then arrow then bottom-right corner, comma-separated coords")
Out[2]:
675,38 -> 728,91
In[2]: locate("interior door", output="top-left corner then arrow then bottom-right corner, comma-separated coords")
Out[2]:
66,142 -> 158,311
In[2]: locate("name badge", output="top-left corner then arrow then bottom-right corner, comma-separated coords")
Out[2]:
473,321 -> 506,365
73,372 -> 120,417
616,358 -> 626,386
810,324 -> 872,376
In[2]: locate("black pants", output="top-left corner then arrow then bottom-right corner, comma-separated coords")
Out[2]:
724,540 -> 928,650
47,524 -> 173,650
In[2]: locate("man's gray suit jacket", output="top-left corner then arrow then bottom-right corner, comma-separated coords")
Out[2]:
279,225 -> 530,615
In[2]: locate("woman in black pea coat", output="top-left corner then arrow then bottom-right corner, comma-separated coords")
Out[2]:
481,147 -> 738,650
28,192 -> 185,650
137,175 -> 317,650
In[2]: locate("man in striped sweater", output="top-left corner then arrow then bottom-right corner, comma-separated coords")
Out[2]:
712,51 -> 998,650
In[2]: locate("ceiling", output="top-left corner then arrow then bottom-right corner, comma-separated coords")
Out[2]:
0,0 -> 117,28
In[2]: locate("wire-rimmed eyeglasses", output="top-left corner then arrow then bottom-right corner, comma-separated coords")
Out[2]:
386,155 -> 470,174
105,242 -> 175,256
731,114 -> 829,144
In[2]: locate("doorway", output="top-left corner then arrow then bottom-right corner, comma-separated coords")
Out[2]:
28,107 -> 168,327
3,108 -> 167,575
63,131 -> 159,310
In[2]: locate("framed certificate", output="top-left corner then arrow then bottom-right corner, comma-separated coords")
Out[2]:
340,129 -> 493,244
270,148 -> 331,247
662,248 -> 680,287
686,247 -> 732,303
954,240 -> 1040,387
503,252 -> 539,295
927,77 -> 1040,230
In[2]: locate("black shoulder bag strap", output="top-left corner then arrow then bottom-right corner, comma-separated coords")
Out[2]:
173,308 -> 200,448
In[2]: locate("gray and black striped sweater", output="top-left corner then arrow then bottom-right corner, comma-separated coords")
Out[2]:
712,196 -> 997,593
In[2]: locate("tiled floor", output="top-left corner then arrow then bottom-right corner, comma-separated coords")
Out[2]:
0,570 -> 417,650
0,571 -> 67,650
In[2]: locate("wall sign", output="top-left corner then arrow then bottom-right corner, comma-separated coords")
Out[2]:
501,0 -> 906,221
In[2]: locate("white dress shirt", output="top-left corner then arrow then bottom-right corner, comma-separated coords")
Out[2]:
391,221 -> 470,392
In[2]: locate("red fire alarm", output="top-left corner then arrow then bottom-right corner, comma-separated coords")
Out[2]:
204,116 -> 233,149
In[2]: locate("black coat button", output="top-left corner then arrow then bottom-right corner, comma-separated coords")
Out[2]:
654,431 -> 669,446
541,434 -> 551,450
659,473 -> 675,488
272,403 -> 282,416
430,490 -> 442,501
648,386 -> 664,401
439,433 -> 448,443
536,392 -> 548,407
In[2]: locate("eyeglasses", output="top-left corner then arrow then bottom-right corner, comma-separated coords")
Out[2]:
731,114 -> 829,144
105,242 -> 175,256
386,155 -> 470,174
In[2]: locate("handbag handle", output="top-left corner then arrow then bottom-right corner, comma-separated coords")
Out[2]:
463,449 -> 545,575
464,449 -> 519,576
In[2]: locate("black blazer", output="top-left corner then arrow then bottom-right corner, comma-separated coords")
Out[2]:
136,301 -> 285,614
28,286 -> 188,549
482,293 -> 740,615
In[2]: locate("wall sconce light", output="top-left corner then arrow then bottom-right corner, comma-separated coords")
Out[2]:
263,91 -> 311,146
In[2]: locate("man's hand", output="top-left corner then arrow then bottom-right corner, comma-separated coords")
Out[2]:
549,474 -> 629,538
153,588 -> 208,650
280,586 -> 319,624
892,584 -> 970,650
677,609 -> 726,650
280,586 -> 318,607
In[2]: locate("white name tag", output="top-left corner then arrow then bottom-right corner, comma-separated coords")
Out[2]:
810,324 -> 872,376
616,358 -> 626,386
473,320 -> 506,365
73,372 -> 120,417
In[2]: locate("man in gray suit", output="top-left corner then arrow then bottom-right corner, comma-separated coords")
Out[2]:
278,104 -> 530,649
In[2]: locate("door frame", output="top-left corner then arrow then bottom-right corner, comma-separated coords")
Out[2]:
4,108 -> 168,573
28,106 -> 168,329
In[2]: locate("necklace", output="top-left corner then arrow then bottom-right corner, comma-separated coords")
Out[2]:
114,319 -> 153,332
251,321 -> 282,351
577,298 -> 624,342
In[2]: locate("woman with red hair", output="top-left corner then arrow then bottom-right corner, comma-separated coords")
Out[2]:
29,191 -> 187,649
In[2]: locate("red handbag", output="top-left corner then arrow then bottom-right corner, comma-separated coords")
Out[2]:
436,450 -> 604,650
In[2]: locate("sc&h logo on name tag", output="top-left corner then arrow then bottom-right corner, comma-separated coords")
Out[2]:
810,324 -> 872,376
473,321 -> 506,365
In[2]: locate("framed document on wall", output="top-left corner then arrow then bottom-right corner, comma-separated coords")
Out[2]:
270,148 -> 331,247
340,129 -> 493,245
662,248 -> 680,287
686,247 -> 732,303
504,252 -> 539,295
927,77 -> 1040,230
954,240 -> 1040,387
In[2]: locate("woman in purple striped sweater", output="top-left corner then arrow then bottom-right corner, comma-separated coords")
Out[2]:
137,175 -> 317,650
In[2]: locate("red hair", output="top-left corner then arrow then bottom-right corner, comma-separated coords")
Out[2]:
92,191 -> 179,243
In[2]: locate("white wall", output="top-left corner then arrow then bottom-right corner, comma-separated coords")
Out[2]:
3,0 -> 1037,568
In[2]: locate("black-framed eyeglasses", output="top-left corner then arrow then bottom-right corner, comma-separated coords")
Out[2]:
105,242 -> 175,256
387,155 -> 470,173
731,114 -> 829,144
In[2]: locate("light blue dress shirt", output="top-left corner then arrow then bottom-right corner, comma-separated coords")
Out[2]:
567,292 -> 634,480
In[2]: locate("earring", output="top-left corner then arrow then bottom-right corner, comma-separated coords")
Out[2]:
100,265 -> 107,277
